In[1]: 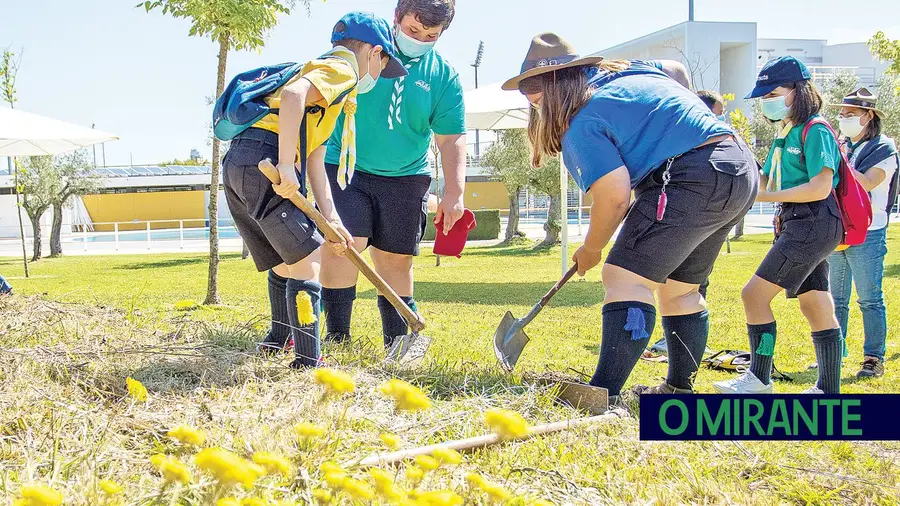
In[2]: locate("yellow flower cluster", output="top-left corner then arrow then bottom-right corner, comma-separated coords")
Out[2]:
167,424 -> 206,446
13,485 -> 63,506
431,447 -> 462,465
378,379 -> 432,412
294,422 -> 325,441
466,473 -> 512,503
484,409 -> 531,440
312,368 -> 355,396
252,451 -> 292,477
312,489 -> 332,505
414,490 -> 464,506
174,300 -> 198,311
126,377 -> 147,402
195,447 -> 264,489
320,461 -> 375,501
296,292 -> 317,325
149,455 -> 192,484
379,432 -> 401,450
98,479 -> 122,496
369,468 -> 404,502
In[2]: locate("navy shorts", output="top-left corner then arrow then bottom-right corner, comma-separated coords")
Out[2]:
325,163 -> 432,256
607,137 -> 759,284
223,128 -> 324,272
756,196 -> 843,297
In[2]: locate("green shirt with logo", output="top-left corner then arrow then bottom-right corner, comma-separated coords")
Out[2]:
324,49 -> 466,177
762,115 -> 840,190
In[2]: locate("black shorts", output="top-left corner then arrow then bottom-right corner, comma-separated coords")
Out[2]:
325,163 -> 432,256
607,137 -> 759,284
756,196 -> 843,297
223,128 -> 324,272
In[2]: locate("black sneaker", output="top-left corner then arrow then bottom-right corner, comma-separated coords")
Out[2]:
857,356 -> 885,379
632,382 -> 693,395
324,332 -> 351,344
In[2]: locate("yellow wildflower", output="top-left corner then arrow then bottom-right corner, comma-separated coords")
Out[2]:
126,377 -> 147,402
174,300 -> 198,311
414,454 -> 440,472
405,466 -> 424,485
195,447 -> 263,488
379,432 -> 401,450
415,490 -> 464,506
323,471 -> 347,489
431,447 -> 462,465
296,292 -> 317,325
167,424 -> 206,446
312,368 -> 355,396
294,422 -> 325,441
484,409 -> 531,439
252,451 -> 292,477
150,454 -> 192,484
98,479 -> 122,495
14,485 -> 63,506
369,468 -> 403,501
342,478 -> 375,500
312,489 -> 332,505
378,379 -> 432,412
482,482 -> 512,503
529,500 -> 554,506
217,499 -> 240,506
320,461 -> 346,475
466,472 -> 487,489
241,499 -> 267,506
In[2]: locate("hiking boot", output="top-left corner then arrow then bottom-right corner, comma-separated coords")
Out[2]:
257,332 -> 291,356
857,356 -> 885,379
324,332 -> 351,344
632,382 -> 693,395
713,371 -> 774,394
802,386 -> 824,394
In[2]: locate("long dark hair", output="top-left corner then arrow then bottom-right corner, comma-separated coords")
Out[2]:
863,112 -> 882,141
785,80 -> 823,125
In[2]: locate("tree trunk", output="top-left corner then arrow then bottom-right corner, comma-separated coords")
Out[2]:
505,187 -> 521,240
11,158 -> 29,277
29,211 -> 43,262
733,218 -> 745,239
542,193 -> 561,247
204,34 -> 229,306
50,201 -> 63,257
241,240 -> 250,260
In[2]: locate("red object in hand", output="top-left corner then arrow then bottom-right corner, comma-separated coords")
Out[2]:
433,209 -> 477,258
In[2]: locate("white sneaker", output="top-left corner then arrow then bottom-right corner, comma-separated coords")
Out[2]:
712,371 -> 774,394
802,386 -> 824,394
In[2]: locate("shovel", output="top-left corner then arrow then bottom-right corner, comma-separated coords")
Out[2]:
258,159 -> 430,366
493,264 -> 579,372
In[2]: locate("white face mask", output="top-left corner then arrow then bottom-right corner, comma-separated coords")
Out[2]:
394,26 -> 436,57
357,50 -> 379,94
839,116 -> 865,139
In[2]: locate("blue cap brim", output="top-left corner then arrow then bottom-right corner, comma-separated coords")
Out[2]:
381,56 -> 407,79
745,83 -> 779,99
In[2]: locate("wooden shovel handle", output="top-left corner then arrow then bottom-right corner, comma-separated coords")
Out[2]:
538,264 -> 578,308
258,159 -> 424,332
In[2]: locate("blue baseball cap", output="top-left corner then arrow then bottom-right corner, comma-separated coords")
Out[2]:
332,12 -> 407,79
745,56 -> 812,99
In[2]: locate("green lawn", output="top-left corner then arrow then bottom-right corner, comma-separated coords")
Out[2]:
1,231 -> 899,504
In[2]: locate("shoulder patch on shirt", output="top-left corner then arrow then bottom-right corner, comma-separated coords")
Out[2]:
415,80 -> 431,92
787,146 -> 802,155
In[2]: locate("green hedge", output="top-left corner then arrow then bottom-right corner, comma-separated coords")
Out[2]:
423,209 -> 501,241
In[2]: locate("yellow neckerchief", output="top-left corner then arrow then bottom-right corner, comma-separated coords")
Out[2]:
337,87 -> 358,190
767,122 -> 795,192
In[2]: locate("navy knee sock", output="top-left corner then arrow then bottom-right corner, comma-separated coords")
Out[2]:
265,270 -> 290,345
663,310 -> 710,390
813,328 -> 843,394
322,286 -> 356,336
748,322 -> 777,385
286,279 -> 321,367
378,295 -> 416,348
589,301 -> 657,396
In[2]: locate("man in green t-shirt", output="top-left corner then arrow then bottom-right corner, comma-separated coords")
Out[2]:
315,0 -> 466,348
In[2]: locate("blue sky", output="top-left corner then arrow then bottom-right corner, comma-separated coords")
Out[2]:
2,0 -> 899,166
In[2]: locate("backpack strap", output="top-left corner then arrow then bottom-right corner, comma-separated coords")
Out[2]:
800,117 -> 836,164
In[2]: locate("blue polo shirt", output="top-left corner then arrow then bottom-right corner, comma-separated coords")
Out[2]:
562,61 -> 732,191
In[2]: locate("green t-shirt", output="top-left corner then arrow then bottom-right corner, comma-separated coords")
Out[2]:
324,49 -> 466,177
762,115 -> 840,190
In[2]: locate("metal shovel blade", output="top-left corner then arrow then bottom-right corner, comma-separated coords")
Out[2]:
493,311 -> 530,372
385,332 -> 432,367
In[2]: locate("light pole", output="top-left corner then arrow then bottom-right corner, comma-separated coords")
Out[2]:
472,41 -> 484,158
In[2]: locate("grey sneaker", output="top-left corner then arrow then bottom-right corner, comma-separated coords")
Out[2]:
857,356 -> 885,379
632,381 -> 693,395
802,386 -> 824,394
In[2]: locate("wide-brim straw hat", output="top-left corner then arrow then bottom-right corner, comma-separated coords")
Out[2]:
502,32 -> 603,91
830,87 -> 885,119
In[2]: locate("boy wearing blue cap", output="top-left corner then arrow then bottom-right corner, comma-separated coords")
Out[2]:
715,56 -> 844,395
221,12 -> 407,369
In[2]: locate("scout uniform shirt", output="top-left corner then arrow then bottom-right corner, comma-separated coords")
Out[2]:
324,48 -> 465,177
762,115 -> 841,190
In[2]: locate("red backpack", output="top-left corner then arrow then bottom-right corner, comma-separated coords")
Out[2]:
801,118 -> 872,248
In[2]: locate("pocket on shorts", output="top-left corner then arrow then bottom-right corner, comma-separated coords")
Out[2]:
618,194 -> 686,251
260,200 -> 324,261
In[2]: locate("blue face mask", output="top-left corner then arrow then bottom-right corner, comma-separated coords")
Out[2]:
716,114 -> 727,122
761,91 -> 793,121
395,26 -> 436,58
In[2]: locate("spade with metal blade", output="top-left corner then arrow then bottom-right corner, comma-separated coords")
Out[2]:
258,159 -> 431,366
494,264 -> 578,372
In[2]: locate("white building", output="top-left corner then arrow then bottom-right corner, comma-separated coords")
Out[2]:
591,21 -> 889,116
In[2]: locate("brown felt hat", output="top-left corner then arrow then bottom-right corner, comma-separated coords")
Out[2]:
830,87 -> 885,119
502,32 -> 603,91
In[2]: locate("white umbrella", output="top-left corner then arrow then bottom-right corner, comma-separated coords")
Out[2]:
464,83 -> 570,275
0,108 -> 118,156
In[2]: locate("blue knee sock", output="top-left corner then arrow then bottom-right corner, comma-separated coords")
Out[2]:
322,286 -> 356,336
265,270 -> 290,345
286,279 -> 321,368
589,301 -> 656,396
813,328 -> 843,394
378,295 -> 416,348
663,310 -> 709,390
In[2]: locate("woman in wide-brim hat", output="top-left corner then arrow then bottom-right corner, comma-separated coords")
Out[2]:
503,33 -> 758,400
828,87 -> 898,379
